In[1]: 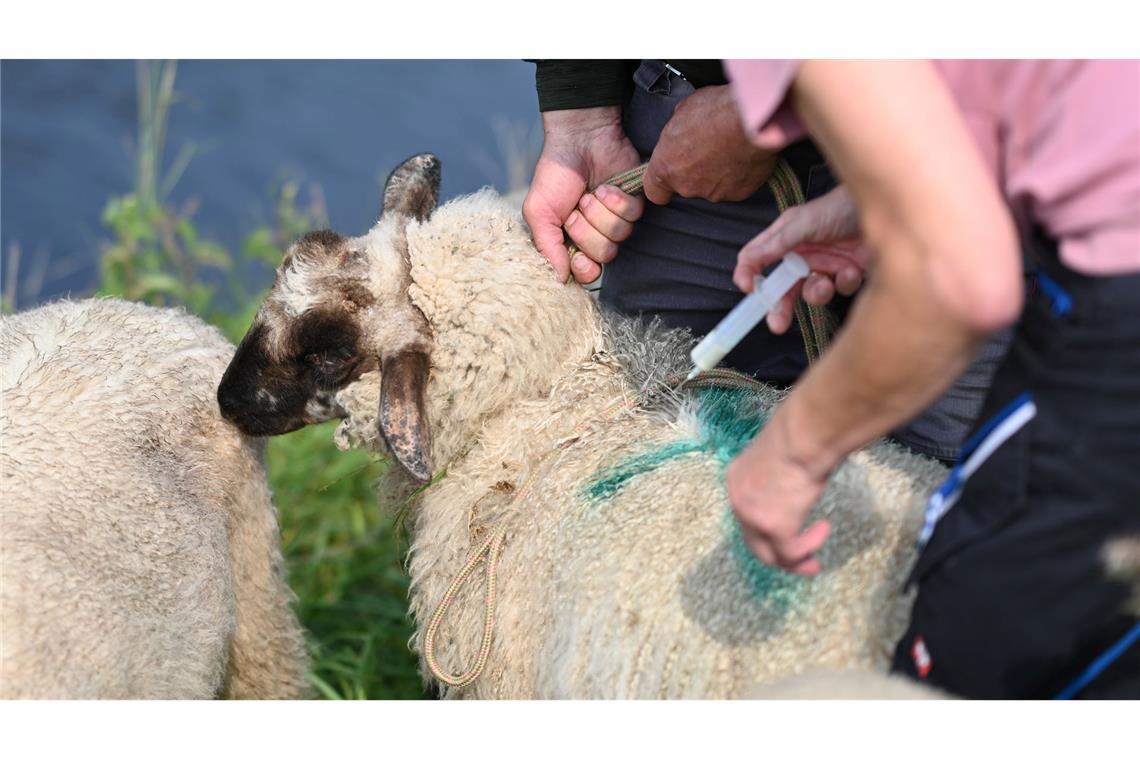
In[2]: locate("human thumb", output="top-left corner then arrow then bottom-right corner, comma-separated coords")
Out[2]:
523,196 -> 572,282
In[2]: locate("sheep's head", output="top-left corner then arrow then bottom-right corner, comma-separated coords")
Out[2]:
217,153 -> 440,482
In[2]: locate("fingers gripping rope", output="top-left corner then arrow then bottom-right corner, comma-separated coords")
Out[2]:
566,164 -> 648,261
570,162 -> 834,363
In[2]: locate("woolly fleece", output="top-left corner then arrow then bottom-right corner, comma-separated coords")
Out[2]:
332,189 -> 950,698
747,669 -> 950,699
1,299 -> 307,698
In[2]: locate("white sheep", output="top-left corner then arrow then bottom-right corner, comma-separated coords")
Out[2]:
1,298 -> 308,698
217,154 -> 949,698
747,669 -> 949,699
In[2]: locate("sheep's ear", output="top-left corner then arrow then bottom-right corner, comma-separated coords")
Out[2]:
379,348 -> 433,483
382,153 -> 441,222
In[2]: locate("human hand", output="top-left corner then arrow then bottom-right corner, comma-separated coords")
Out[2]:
733,185 -> 871,334
726,405 -> 834,576
522,107 -> 645,283
643,84 -> 780,206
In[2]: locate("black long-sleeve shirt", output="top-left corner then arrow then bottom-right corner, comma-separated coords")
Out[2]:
532,60 -> 726,111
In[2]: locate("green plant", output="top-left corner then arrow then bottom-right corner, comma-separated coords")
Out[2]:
98,61 -> 228,312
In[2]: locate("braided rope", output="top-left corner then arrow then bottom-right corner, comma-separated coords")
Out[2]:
676,366 -> 770,394
767,160 -> 837,364
422,527 -> 505,688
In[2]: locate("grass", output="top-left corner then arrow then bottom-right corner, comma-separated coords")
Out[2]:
267,423 -> 426,699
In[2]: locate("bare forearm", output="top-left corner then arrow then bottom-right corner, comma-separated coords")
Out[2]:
778,61 -> 1022,472
780,249 -> 985,474
726,60 -> 1022,574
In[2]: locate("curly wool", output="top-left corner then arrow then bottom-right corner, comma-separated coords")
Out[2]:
1,299 -> 307,699
747,669 -> 950,699
328,188 -> 952,699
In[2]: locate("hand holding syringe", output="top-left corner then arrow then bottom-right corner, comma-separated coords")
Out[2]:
687,252 -> 811,379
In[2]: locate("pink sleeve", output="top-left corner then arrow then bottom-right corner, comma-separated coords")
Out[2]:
1002,60 -> 1140,275
724,59 -> 807,150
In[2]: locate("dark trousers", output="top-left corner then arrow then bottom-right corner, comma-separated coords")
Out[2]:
602,60 -> 1008,463
892,249 -> 1140,699
604,61 -> 837,386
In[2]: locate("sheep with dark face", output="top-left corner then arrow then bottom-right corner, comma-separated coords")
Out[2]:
219,154 -> 953,698
218,156 -> 439,478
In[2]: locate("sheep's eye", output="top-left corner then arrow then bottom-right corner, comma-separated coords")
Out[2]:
304,350 -> 349,372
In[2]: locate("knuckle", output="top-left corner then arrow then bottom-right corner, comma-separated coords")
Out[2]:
592,241 -> 618,263
625,197 -> 646,219
606,191 -> 633,214
647,161 -> 665,186
572,233 -> 600,259
643,167 -> 662,192
752,542 -> 777,567
614,221 -> 635,243
781,208 -> 803,231
751,514 -> 781,538
772,540 -> 799,564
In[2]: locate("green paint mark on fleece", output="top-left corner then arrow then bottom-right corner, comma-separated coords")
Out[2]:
725,509 -> 804,612
582,387 -> 804,605
584,387 -> 770,501
584,440 -> 704,500
694,387 -> 770,464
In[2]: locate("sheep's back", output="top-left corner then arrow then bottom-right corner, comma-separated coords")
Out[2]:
414,381 -> 947,699
0,299 -> 245,698
541,402 -> 946,697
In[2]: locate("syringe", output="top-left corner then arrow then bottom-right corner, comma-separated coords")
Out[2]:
687,252 -> 811,380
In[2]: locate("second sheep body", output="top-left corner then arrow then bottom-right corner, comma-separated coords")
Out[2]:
2,299 -> 307,698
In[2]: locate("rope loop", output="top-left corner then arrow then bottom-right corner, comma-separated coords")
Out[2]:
422,527 -> 506,689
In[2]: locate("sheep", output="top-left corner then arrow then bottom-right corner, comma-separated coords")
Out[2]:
216,153 -> 952,698
747,669 -> 950,699
1,298 -> 308,699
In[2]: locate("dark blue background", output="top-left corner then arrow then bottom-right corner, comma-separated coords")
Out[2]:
1,60 -> 540,306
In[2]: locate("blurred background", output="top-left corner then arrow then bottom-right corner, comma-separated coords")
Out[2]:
2,60 -> 540,309
0,59 -> 543,698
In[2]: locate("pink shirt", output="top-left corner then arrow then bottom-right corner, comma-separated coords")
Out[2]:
726,60 -> 1140,276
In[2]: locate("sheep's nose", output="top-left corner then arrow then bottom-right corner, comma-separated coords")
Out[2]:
217,385 -> 243,421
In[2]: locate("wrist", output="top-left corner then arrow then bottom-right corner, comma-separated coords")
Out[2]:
771,392 -> 844,483
541,107 -> 625,143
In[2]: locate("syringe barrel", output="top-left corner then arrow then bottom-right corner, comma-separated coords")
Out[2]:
689,252 -> 809,372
